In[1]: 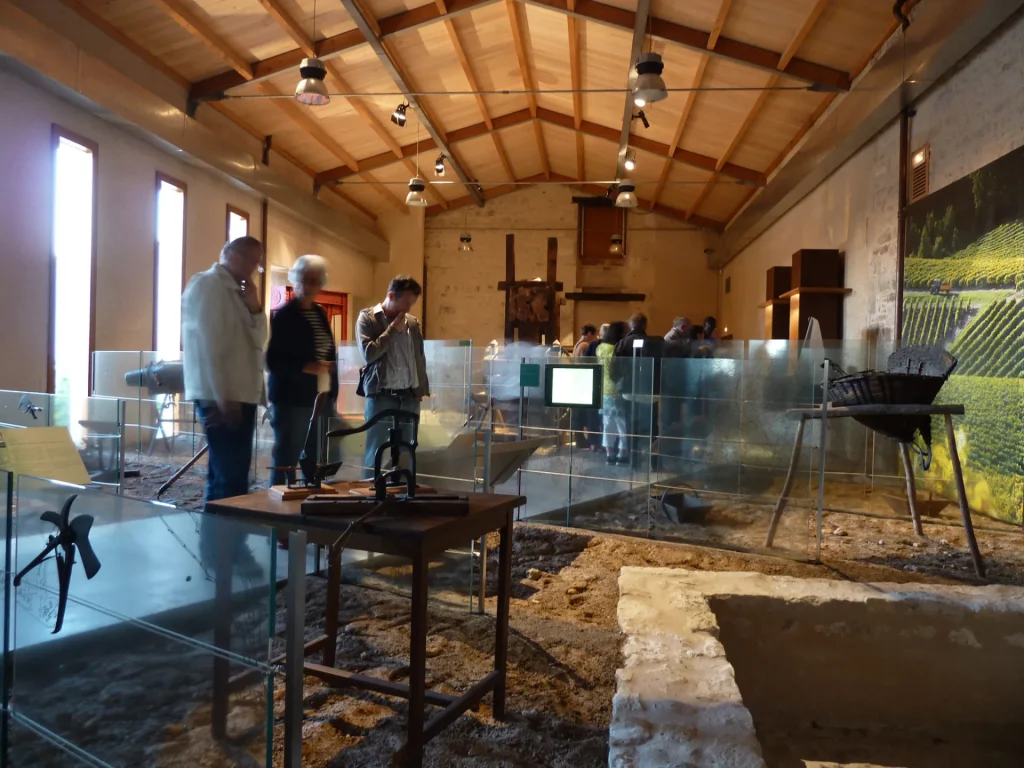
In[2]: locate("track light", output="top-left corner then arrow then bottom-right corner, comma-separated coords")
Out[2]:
391,102 -> 409,127
406,177 -> 427,207
615,179 -> 637,209
435,154 -> 446,176
624,151 -> 636,172
633,110 -> 650,129
609,233 -> 624,256
633,52 -> 667,107
294,58 -> 330,106
458,233 -> 473,252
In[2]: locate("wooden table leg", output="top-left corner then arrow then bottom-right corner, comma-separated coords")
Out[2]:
211,523 -> 232,740
406,550 -> 429,767
494,511 -> 513,720
765,416 -> 807,548
943,414 -> 986,578
323,543 -> 341,668
899,442 -> 924,536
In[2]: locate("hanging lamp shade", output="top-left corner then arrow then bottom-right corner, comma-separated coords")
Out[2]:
609,233 -> 624,256
458,233 -> 473,252
294,58 -> 330,106
615,179 -> 638,208
406,177 -> 428,207
632,52 -> 667,107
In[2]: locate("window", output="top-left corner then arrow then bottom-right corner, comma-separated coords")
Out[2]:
50,127 -> 98,441
154,173 -> 187,356
226,204 -> 249,242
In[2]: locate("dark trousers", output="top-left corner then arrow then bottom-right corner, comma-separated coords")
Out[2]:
363,393 -> 420,480
270,404 -> 315,486
197,402 -> 257,563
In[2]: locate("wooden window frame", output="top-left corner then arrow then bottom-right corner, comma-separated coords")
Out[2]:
153,172 -> 188,351
48,124 -> 99,395
225,203 -> 250,242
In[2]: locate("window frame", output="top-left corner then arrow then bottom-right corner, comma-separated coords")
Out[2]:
225,203 -> 250,242
153,171 -> 188,352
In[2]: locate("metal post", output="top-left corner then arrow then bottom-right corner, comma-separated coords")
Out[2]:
816,359 -> 830,561
117,399 -> 126,495
283,529 -> 307,768
2,476 -> 14,764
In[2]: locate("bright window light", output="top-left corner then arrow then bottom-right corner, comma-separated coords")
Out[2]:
52,134 -> 95,443
155,177 -> 186,358
227,207 -> 249,242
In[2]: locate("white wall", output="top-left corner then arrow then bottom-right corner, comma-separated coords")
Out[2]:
719,14 -> 1024,343
0,67 -> 378,391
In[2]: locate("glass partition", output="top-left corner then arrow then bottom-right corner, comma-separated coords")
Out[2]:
10,477 -> 277,766
0,391 -> 124,491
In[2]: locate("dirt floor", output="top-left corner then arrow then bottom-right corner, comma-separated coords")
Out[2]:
96,457 -> 1024,767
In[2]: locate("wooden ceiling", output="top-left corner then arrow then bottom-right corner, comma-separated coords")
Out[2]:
60,0 -> 907,229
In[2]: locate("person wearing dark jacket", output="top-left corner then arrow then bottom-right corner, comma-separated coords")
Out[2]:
611,313 -> 664,469
265,255 -> 339,486
660,317 -> 692,468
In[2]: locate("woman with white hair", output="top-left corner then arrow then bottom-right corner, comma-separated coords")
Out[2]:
265,254 -> 338,486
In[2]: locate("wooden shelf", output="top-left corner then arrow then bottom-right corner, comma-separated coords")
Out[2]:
564,292 -> 646,302
757,298 -> 791,308
778,286 -> 852,299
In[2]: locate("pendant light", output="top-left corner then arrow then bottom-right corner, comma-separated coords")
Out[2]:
294,0 -> 329,105
632,52 -> 667,107
406,118 -> 427,207
435,154 -> 446,176
458,233 -> 473,252
609,233 -> 624,256
615,179 -> 638,208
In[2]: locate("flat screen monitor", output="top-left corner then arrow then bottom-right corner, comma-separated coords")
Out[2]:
544,364 -> 602,409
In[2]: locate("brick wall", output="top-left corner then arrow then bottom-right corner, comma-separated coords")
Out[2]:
720,13 -> 1024,343
423,185 -> 719,345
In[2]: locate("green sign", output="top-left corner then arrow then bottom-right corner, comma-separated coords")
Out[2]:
520,363 -> 540,388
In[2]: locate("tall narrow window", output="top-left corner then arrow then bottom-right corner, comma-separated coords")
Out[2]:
226,204 -> 250,242
51,127 -> 98,442
154,173 -> 187,356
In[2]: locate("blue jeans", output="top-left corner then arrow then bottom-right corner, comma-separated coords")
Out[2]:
197,402 -> 256,563
363,393 -> 420,479
270,404 -> 315,486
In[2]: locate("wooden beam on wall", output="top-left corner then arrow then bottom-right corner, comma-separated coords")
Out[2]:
338,0 -> 485,206
518,0 -> 850,91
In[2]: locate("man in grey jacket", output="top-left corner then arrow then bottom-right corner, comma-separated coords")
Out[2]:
357,275 -> 429,476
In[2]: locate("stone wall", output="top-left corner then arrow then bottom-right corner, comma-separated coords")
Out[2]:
719,13 -> 1024,343
423,185 -> 719,345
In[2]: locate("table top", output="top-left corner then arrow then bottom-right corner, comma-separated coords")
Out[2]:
206,482 -> 525,555
788,403 -> 965,419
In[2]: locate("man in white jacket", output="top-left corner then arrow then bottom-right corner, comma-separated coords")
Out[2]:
182,236 -> 267,560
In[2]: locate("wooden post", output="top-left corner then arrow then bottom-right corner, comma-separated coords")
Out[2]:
943,414 -> 986,578
899,442 -> 923,536
504,234 -> 515,341
546,237 -> 559,342
765,416 -> 807,548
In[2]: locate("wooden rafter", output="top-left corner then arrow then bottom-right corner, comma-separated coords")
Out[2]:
315,107 -> 766,186
338,0 -> 485,206
520,0 -> 850,91
506,0 -> 550,178
256,0 -> 315,56
650,0 -> 728,208
359,170 -> 408,213
615,0 -> 650,178
427,172 -> 726,231
189,0 -> 499,101
149,0 -> 253,79
255,81 -> 360,171
689,0 -> 829,220
567,0 -> 584,179
444,18 -> 516,180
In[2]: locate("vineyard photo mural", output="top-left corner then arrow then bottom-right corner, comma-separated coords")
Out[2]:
903,142 -> 1024,523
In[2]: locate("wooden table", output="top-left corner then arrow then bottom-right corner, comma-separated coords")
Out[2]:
206,484 -> 525,767
763,404 -> 985,578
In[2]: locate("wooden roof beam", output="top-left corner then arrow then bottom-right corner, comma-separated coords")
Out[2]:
150,0 -> 253,79
615,0 -> 650,178
315,106 -> 766,186
189,0 -> 501,101
517,0 -> 850,91
256,0 -> 315,56
255,81 -> 360,171
507,0 -> 551,177
338,0 -> 485,206
444,17 -> 516,180
689,0 -> 828,220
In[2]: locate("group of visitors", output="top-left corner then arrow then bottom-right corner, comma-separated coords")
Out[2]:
571,313 -> 719,466
181,236 -> 426,561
